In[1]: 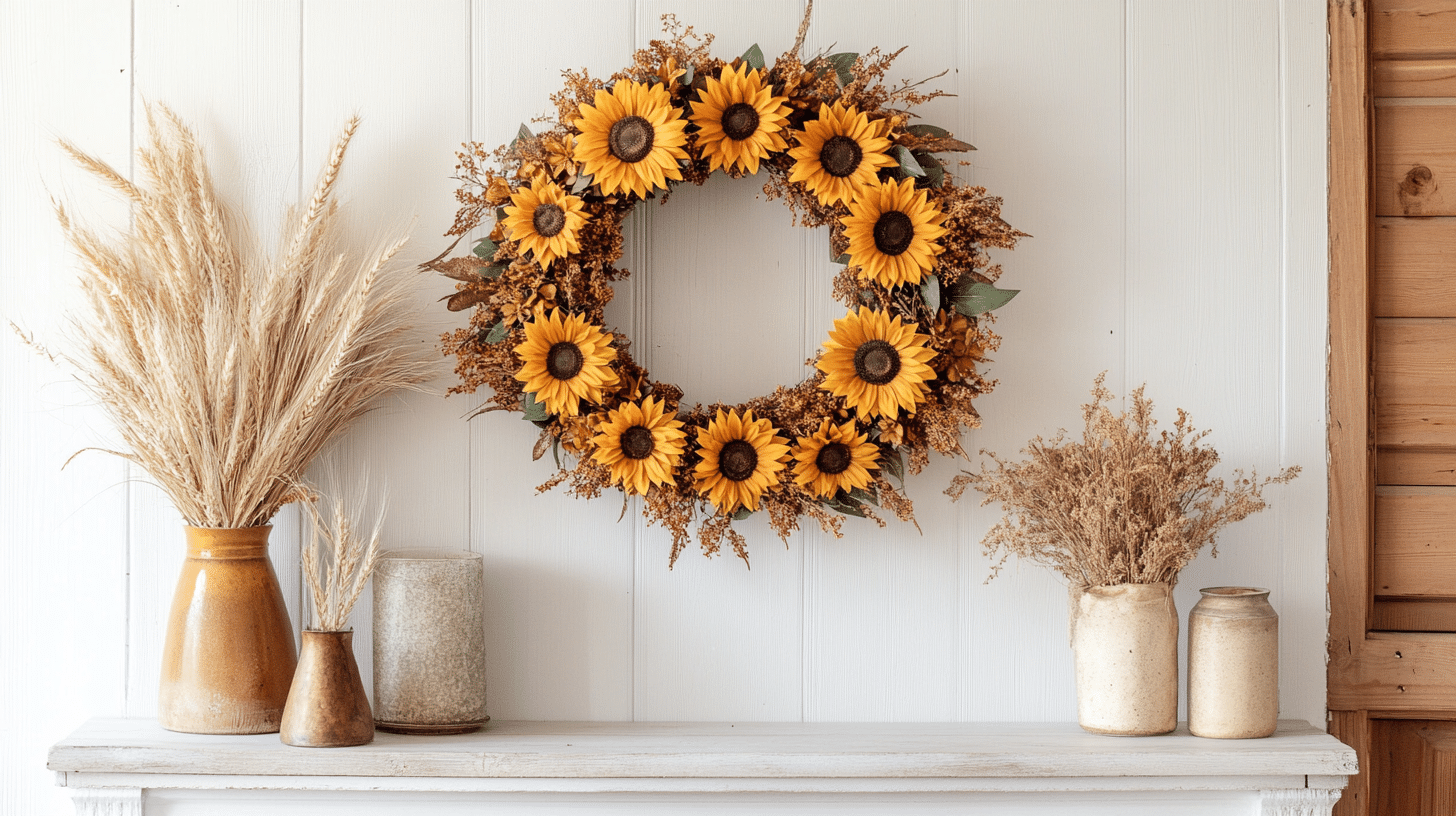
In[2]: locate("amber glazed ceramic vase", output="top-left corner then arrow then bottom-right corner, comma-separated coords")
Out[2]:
159,525 -> 297,734
280,630 -> 374,747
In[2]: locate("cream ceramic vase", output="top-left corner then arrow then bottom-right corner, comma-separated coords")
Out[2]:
1072,582 -> 1178,736
372,549 -> 488,734
1188,586 -> 1279,739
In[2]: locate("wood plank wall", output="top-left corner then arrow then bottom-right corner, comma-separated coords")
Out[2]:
1370,0 -> 1456,631
0,2 -> 1327,814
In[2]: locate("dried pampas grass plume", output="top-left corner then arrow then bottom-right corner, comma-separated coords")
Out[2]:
51,104 -> 436,528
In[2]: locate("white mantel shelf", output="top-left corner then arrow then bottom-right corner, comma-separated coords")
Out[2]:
49,718 -> 1357,815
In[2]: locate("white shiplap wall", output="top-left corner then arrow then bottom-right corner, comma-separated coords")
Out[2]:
0,1 -> 1328,813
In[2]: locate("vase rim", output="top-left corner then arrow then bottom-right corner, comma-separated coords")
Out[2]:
1198,585 -> 1270,597
378,548 -> 481,561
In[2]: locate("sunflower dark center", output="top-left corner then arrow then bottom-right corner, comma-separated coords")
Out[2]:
621,425 -> 655,460
816,442 -> 853,475
820,135 -> 863,178
608,115 -> 655,163
721,102 -> 760,141
719,439 -> 759,482
546,341 -> 585,380
532,203 -> 566,237
872,210 -> 915,256
853,339 -> 901,385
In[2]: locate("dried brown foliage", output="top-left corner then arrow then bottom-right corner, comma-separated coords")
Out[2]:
947,374 -> 1300,589
50,105 -> 436,528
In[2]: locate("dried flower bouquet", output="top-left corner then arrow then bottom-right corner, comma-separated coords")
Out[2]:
947,374 -> 1299,590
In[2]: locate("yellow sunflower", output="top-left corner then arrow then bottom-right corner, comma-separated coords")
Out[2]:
791,419 -> 879,499
841,176 -> 948,288
693,408 -> 791,514
787,101 -> 897,207
514,308 -> 617,417
573,79 -> 690,199
689,64 -> 791,176
502,179 -> 589,268
591,396 -> 688,495
817,308 -> 937,419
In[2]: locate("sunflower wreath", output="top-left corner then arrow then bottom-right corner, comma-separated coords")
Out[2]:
434,13 -> 1024,567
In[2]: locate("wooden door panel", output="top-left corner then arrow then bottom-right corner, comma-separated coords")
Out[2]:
1378,449 -> 1456,486
1375,320 -> 1456,447
1373,217 -> 1456,318
1375,106 -> 1456,217
1372,0 -> 1456,59
1374,487 -> 1456,597
1373,720 -> 1456,815
1375,59 -> 1456,97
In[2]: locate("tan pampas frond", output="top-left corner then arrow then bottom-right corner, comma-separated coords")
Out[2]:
299,471 -> 384,631
947,373 -> 1300,590
53,104 -> 437,528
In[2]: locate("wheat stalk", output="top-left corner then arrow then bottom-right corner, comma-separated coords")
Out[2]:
298,471 -> 383,631
48,104 -> 437,528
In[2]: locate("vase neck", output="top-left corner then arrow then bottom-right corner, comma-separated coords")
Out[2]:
184,526 -> 273,559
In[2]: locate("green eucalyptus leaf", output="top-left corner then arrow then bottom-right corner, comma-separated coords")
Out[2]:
484,320 -> 509,344
741,44 -> 765,72
682,63 -> 695,85
920,274 -> 941,315
825,496 -> 867,518
571,173 -> 594,194
847,485 -> 879,507
473,237 -> 497,259
895,145 -> 926,178
517,122 -> 533,144
731,506 -> 754,521
480,264 -> 506,280
880,444 -> 906,486
832,252 -> 852,265
950,282 -> 1020,316
521,391 -> 549,422
914,151 -> 945,187
906,123 -> 952,139
826,52 -> 858,87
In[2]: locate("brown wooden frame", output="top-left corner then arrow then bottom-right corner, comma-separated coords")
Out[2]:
1329,1 -> 1456,812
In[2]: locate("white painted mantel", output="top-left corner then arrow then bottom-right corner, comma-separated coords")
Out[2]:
50,718 -> 1354,815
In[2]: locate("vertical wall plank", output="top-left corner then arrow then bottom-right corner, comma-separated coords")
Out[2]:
1,3 -> 131,812
631,0 -> 808,721
128,0 -> 303,717
1126,0 -> 1287,721
1276,0 -> 1332,731
802,0 -> 966,721
953,0 -> 1127,721
300,0 -> 472,701
470,0 -> 637,720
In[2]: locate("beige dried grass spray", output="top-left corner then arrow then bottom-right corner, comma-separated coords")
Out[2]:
948,374 -> 1299,590
49,105 -> 436,528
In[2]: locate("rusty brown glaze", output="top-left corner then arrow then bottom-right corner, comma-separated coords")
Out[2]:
280,630 -> 374,747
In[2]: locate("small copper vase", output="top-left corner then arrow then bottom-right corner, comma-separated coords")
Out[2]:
159,526 -> 297,734
280,630 -> 374,747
